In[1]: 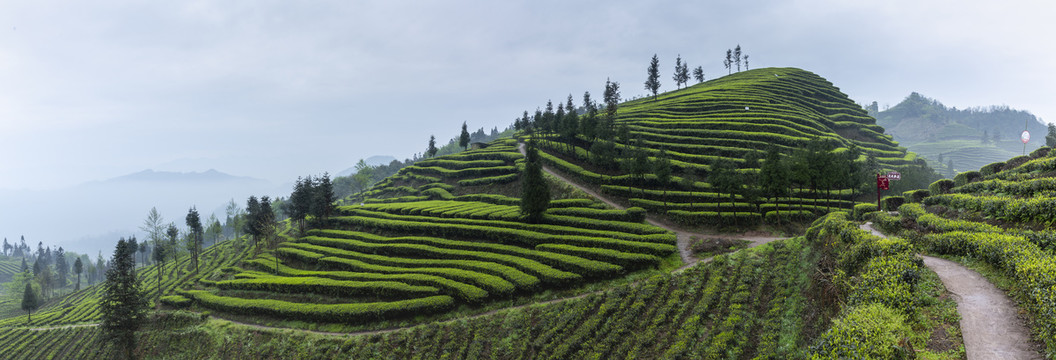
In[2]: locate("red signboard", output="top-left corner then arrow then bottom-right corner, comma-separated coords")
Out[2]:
877,176 -> 889,190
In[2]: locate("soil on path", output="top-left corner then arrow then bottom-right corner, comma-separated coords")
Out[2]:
860,222 -> 1042,360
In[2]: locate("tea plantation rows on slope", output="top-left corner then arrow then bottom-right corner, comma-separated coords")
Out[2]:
872,145 -> 1056,354
175,141 -> 678,324
529,68 -> 918,228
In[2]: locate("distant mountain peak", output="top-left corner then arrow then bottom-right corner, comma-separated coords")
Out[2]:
106,169 -> 265,183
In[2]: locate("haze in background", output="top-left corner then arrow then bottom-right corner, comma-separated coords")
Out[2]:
1,0 -> 1053,254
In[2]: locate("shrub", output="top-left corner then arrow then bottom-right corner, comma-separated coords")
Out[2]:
979,161 -> 1005,177
928,179 -> 954,195
853,203 -> 879,221
882,196 -> 904,211
952,171 -> 981,187
1004,155 -> 1031,171
1029,146 -> 1051,159
160,295 -> 192,308
901,189 -> 929,203
811,303 -> 913,359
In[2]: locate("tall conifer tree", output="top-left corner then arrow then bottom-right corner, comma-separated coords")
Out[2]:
100,237 -> 147,360
645,54 -> 661,100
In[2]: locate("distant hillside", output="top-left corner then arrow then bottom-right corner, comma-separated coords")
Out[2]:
0,169 -> 279,255
870,92 -> 1046,176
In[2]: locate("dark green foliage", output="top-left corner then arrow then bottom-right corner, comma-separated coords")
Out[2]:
185,207 -> 203,274
980,161 -> 1005,176
312,173 -> 334,224
734,45 -> 742,72
903,189 -> 930,203
853,203 -> 879,220
710,158 -> 740,214
953,170 -> 982,187
73,257 -> 82,291
645,54 -> 661,100
1047,123 -> 1056,147
21,282 -> 38,324
288,176 -> 313,232
603,78 -> 620,123
673,54 -> 689,89
520,141 -> 550,223
760,146 -> 791,215
693,66 -> 704,83
654,150 -> 673,208
882,196 -> 904,211
427,135 -> 439,158
459,122 -> 471,150
100,237 -> 147,359
55,246 -> 68,291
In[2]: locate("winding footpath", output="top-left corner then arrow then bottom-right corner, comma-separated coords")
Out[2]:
860,222 -> 1041,360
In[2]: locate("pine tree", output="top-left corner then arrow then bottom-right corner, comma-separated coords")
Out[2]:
520,141 -> 550,223
427,135 -> 439,157
258,196 -> 277,249
744,54 -> 750,70
673,55 -> 689,89
459,122 -> 471,150
55,247 -> 68,293
73,257 -> 83,291
165,224 -> 179,277
151,243 -> 167,306
644,54 -> 661,100
21,282 -> 38,324
734,45 -> 742,72
312,173 -> 334,224
289,176 -> 312,233
185,207 -> 203,274
100,237 -> 147,360
603,78 -> 620,124
724,49 -> 733,75
693,66 -> 704,83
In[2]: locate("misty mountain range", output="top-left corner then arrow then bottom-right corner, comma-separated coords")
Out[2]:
0,169 -> 285,257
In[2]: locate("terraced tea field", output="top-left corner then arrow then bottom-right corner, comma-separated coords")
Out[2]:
532,68 -> 918,227
180,141 -> 677,324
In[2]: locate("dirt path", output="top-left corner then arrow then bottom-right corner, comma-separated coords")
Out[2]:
860,222 -> 1041,360
518,142 -> 784,267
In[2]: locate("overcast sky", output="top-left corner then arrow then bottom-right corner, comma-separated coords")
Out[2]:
2,0 -> 1054,191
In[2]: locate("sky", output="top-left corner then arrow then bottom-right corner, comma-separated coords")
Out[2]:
1,0 -> 1054,251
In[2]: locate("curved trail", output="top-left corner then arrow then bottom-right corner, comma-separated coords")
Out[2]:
860,222 -> 1041,360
